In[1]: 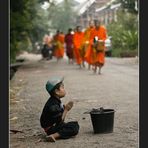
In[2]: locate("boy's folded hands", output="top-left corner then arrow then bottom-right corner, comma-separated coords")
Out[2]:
65,101 -> 74,111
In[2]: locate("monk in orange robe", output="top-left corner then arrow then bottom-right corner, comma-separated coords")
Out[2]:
53,30 -> 65,62
73,26 -> 84,68
89,20 -> 107,74
83,20 -> 95,69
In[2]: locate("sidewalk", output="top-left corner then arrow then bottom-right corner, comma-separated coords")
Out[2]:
10,54 -> 139,148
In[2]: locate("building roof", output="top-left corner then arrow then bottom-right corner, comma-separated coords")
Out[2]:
96,0 -> 119,12
58,0 -> 80,6
76,0 -> 96,15
76,0 -> 112,15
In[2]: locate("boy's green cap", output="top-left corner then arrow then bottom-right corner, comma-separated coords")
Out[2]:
46,76 -> 64,93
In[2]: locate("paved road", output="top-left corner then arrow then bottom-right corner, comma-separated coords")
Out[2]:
10,55 -> 139,148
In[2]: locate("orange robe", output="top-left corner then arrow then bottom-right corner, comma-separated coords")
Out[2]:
83,26 -> 95,64
73,32 -> 84,64
53,34 -> 65,58
88,26 -> 107,65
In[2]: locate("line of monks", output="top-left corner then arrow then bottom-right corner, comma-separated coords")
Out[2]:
43,19 -> 108,74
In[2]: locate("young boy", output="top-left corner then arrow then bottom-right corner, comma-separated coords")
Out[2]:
40,76 -> 79,142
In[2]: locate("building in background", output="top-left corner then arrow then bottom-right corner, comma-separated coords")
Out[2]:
76,0 -> 121,29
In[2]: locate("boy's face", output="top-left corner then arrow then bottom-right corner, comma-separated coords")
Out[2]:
55,83 -> 66,98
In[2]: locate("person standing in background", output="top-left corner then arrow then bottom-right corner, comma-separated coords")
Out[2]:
83,20 -> 95,70
53,30 -> 65,62
73,26 -> 84,68
89,20 -> 107,74
65,28 -> 74,64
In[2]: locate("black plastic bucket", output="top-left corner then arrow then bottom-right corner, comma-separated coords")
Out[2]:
90,108 -> 115,134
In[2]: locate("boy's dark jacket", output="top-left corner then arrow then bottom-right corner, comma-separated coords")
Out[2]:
40,96 -> 64,128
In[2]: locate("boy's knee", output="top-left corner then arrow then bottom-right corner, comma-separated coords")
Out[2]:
72,122 -> 80,135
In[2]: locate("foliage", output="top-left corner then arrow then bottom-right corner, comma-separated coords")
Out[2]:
118,0 -> 138,14
10,0 -> 51,63
10,0 -> 77,62
49,0 -> 77,33
107,10 -> 138,57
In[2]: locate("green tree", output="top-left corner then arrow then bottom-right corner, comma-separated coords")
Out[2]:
118,0 -> 138,14
49,0 -> 77,33
107,10 -> 138,57
10,0 -> 77,62
10,0 -> 33,62
10,0 -> 52,62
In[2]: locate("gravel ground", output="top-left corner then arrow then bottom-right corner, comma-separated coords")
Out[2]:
10,53 -> 139,148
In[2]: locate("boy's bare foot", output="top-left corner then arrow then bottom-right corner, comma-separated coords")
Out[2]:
46,135 -> 56,142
